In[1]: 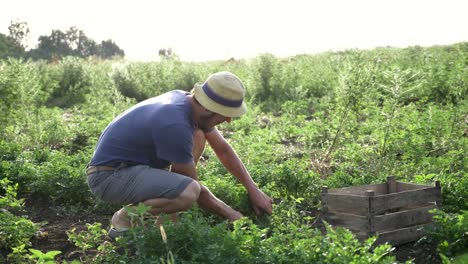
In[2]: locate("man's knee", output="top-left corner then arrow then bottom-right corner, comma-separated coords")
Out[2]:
179,180 -> 201,205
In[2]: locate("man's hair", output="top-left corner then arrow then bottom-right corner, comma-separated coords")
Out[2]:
193,94 -> 201,106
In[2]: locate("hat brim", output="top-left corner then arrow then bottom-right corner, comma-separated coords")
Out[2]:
193,84 -> 247,118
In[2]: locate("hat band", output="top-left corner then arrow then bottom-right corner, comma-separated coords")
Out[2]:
202,83 -> 243,107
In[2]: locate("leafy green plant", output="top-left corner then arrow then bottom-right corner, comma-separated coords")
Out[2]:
0,58 -> 45,136
112,60 -> 203,102
423,209 -> 468,258
67,222 -> 107,262
28,249 -> 62,264
251,53 -> 280,104
28,149 -> 91,204
46,57 -> 91,108
6,243 -> 29,263
449,252 -> 468,264
377,68 -> 420,159
0,178 -> 37,250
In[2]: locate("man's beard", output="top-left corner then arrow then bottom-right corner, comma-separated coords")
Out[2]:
198,113 -> 215,130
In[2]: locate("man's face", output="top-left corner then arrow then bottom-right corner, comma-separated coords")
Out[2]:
198,111 -> 232,130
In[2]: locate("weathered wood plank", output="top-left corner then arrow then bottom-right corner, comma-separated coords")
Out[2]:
386,176 -> 398,213
374,205 -> 435,231
324,212 -> 368,232
399,202 -> 435,211
373,224 -> 432,246
328,183 -> 388,195
354,232 -> 368,241
387,176 -> 397,193
397,182 -> 433,192
435,181 -> 442,207
366,190 -> 376,236
322,193 -> 368,214
371,187 -> 440,214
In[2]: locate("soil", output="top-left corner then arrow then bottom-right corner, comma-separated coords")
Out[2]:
2,197 -> 441,263
7,196 -> 111,262
394,241 -> 441,264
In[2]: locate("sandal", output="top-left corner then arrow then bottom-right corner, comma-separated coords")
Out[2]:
108,227 -> 129,240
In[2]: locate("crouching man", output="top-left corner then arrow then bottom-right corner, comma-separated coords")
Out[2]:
86,71 -> 272,237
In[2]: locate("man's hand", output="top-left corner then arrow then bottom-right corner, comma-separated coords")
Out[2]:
226,210 -> 244,221
248,188 -> 273,216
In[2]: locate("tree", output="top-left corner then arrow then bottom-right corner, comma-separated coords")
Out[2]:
30,29 -> 73,60
96,39 -> 125,59
158,48 -> 174,59
15,25 -> 125,61
0,20 -> 29,59
0,33 -> 22,59
66,27 -> 97,57
8,20 -> 30,50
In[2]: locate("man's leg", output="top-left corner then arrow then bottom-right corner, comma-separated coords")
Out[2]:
98,163 -> 200,230
112,180 -> 200,229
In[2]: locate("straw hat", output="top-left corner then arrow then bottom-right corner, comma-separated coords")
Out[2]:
193,71 -> 247,117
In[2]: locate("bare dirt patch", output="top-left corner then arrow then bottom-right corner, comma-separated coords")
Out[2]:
22,196 -> 110,262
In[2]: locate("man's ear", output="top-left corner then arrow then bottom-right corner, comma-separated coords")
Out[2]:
192,96 -> 215,117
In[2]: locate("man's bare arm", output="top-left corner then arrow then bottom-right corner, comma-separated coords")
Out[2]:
205,128 -> 273,215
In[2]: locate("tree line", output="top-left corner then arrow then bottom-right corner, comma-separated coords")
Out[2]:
0,20 -> 125,61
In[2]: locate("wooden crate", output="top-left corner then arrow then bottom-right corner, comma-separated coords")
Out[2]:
321,176 -> 442,246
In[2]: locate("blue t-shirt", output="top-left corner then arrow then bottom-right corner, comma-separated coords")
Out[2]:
90,90 -> 195,168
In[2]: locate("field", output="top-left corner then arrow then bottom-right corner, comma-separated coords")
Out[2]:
1,43 -> 467,263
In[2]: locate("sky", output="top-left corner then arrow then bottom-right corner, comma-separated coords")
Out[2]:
1,0 -> 467,62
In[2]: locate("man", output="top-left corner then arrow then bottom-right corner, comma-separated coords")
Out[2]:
86,71 -> 273,237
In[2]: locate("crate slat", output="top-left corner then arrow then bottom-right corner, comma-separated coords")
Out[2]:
322,193 -> 368,214
387,177 -> 397,193
324,212 -> 368,232
397,182 -> 433,192
371,187 -> 440,214
374,205 -> 435,231
373,224 -> 431,246
328,183 -> 387,195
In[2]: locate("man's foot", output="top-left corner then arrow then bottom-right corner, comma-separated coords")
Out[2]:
111,209 -> 131,230
108,227 -> 129,240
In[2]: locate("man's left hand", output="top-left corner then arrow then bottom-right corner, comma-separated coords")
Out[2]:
248,189 -> 273,215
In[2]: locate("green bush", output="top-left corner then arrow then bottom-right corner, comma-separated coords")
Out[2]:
0,178 -> 37,250
112,59 -> 203,102
46,57 -> 91,108
423,209 -> 468,258
29,150 -> 91,204
0,58 -> 45,134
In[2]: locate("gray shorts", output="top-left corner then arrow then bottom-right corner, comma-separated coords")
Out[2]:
87,164 -> 193,204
